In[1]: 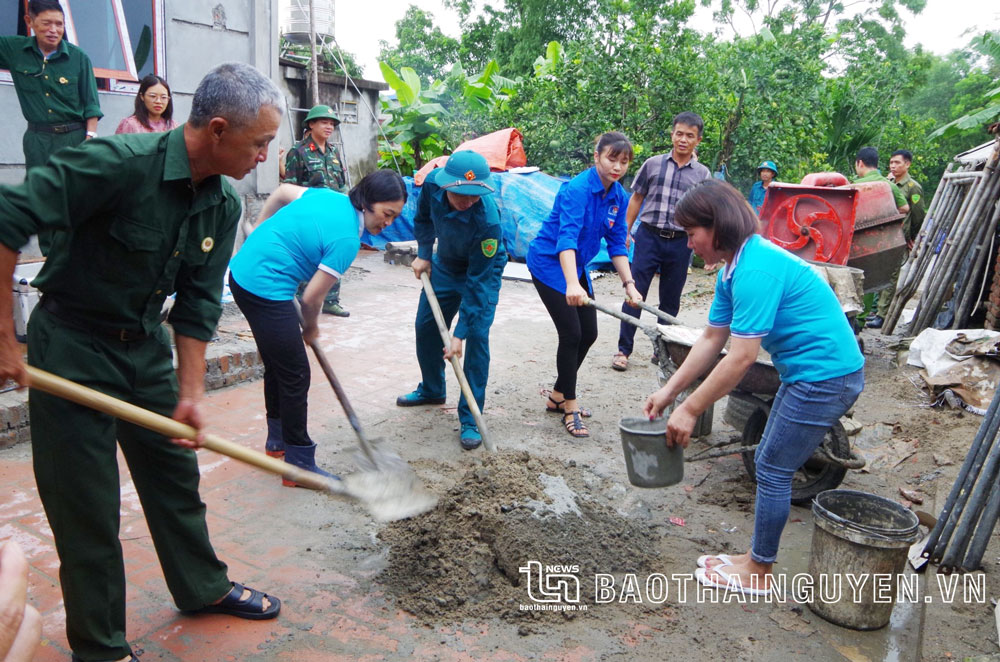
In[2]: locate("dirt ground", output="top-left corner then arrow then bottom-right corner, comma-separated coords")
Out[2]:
320,253 -> 998,660
6,250 -> 998,661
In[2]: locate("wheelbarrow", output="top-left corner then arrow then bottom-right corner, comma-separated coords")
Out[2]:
589,292 -> 865,504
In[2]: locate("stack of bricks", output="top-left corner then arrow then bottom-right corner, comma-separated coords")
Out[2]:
383,240 -> 420,267
0,339 -> 264,449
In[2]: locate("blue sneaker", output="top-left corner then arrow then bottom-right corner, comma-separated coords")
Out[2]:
396,389 -> 446,407
460,423 -> 482,450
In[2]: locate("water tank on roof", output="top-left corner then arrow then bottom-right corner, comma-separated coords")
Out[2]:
281,0 -> 335,44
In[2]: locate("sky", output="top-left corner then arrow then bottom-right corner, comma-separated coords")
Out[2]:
327,0 -> 999,81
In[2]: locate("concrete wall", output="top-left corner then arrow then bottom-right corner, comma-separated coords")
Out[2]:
0,0 -> 286,197
277,63 -> 387,188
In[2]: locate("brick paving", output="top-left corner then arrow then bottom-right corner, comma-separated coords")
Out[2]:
1,252 -> 921,661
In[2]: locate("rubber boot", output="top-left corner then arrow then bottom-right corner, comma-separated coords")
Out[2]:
265,418 -> 285,458
282,442 -> 339,488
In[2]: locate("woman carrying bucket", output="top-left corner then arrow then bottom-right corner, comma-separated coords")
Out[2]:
527,132 -> 643,439
644,179 -> 864,594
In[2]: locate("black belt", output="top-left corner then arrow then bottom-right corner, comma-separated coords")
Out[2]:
643,223 -> 686,240
39,296 -> 150,342
27,121 -> 85,134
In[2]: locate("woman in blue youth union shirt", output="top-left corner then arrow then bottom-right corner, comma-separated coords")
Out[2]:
527,132 -> 643,439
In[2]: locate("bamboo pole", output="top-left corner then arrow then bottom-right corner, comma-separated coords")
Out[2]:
953,194 -> 1000,326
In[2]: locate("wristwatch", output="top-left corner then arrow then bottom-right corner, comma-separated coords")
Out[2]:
622,279 -> 635,288
85,131 -> 98,138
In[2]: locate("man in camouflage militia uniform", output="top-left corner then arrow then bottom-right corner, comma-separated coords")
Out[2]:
283,104 -> 351,316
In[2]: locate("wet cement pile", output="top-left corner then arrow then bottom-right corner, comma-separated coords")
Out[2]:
377,451 -> 661,623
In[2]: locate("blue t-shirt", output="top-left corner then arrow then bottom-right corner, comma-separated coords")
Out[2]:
527,167 -> 628,294
708,234 -> 864,383
229,188 -> 361,301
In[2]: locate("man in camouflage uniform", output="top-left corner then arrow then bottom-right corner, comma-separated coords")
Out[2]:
867,149 -> 926,329
283,104 -> 350,316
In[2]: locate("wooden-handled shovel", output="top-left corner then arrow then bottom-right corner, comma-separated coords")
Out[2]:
24,366 -> 436,522
419,272 -> 495,452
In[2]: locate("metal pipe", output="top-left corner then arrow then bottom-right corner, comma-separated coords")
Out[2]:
910,155 -> 1000,334
939,423 -> 1000,569
883,170 -> 968,332
928,422 -> 1000,562
942,171 -> 985,180
953,193 -> 1000,326
923,387 -> 1000,559
960,473 -> 1000,571
635,300 -> 680,326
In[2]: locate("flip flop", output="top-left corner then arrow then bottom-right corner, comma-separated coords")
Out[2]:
187,582 -> 281,620
695,566 -> 773,597
696,553 -> 734,569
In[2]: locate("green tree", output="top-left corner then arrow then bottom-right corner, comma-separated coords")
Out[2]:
378,6 -> 461,82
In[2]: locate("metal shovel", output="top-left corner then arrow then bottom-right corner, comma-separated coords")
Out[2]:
419,272 -> 495,452
25,366 -> 436,522
293,300 -> 411,474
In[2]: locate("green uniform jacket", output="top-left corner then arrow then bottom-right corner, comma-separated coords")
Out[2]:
893,173 -> 926,243
0,126 -> 240,341
853,169 -> 908,210
0,36 -> 102,123
282,134 -> 347,191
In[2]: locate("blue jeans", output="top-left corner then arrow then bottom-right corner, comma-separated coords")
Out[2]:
750,368 -> 865,563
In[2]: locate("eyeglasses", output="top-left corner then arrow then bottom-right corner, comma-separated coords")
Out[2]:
143,94 -> 170,102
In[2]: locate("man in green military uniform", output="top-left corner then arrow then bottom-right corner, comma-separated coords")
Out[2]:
0,1 -> 103,255
852,146 -> 909,214
867,149 -> 927,328
283,104 -> 351,316
0,62 -> 284,662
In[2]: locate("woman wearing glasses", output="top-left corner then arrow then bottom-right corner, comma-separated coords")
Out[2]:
115,74 -> 177,134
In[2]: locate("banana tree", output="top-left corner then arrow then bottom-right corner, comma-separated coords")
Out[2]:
379,62 -> 448,171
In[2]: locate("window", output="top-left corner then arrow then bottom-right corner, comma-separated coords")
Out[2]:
66,0 -> 135,80
0,0 -> 164,90
340,101 -> 358,124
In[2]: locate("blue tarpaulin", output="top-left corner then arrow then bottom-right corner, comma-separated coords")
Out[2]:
360,172 -> 632,269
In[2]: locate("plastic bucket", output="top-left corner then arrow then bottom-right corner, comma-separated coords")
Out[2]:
808,489 -> 920,630
619,417 -> 683,488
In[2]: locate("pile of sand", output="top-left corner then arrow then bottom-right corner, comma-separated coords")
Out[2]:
378,451 -> 661,623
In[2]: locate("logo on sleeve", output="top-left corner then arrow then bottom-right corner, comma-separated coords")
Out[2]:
607,205 -> 619,228
481,238 -> 498,258
911,193 -> 921,204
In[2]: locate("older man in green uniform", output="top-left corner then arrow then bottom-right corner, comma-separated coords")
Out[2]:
0,62 -> 284,662
868,149 -> 927,328
283,104 -> 351,316
0,0 -> 103,254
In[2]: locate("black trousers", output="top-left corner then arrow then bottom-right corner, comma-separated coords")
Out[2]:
230,275 -> 314,447
532,274 -> 598,401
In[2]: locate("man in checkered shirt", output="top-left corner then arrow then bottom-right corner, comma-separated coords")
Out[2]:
612,111 -> 711,372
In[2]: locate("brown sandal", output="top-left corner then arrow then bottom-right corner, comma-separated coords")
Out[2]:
563,411 -> 589,438
611,352 -> 628,371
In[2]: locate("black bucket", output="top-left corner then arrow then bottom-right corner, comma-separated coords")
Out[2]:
808,489 -> 920,630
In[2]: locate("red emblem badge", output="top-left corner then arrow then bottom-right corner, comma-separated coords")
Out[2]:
464,170 -> 476,181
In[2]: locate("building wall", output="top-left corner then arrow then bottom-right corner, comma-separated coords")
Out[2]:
0,0 -> 286,198
277,64 -> 386,188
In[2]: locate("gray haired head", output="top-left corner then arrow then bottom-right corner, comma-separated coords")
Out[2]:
188,62 -> 285,129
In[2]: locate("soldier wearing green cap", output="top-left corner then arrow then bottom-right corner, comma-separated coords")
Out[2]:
283,104 -> 351,316
749,160 -> 778,214
395,150 -> 508,450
